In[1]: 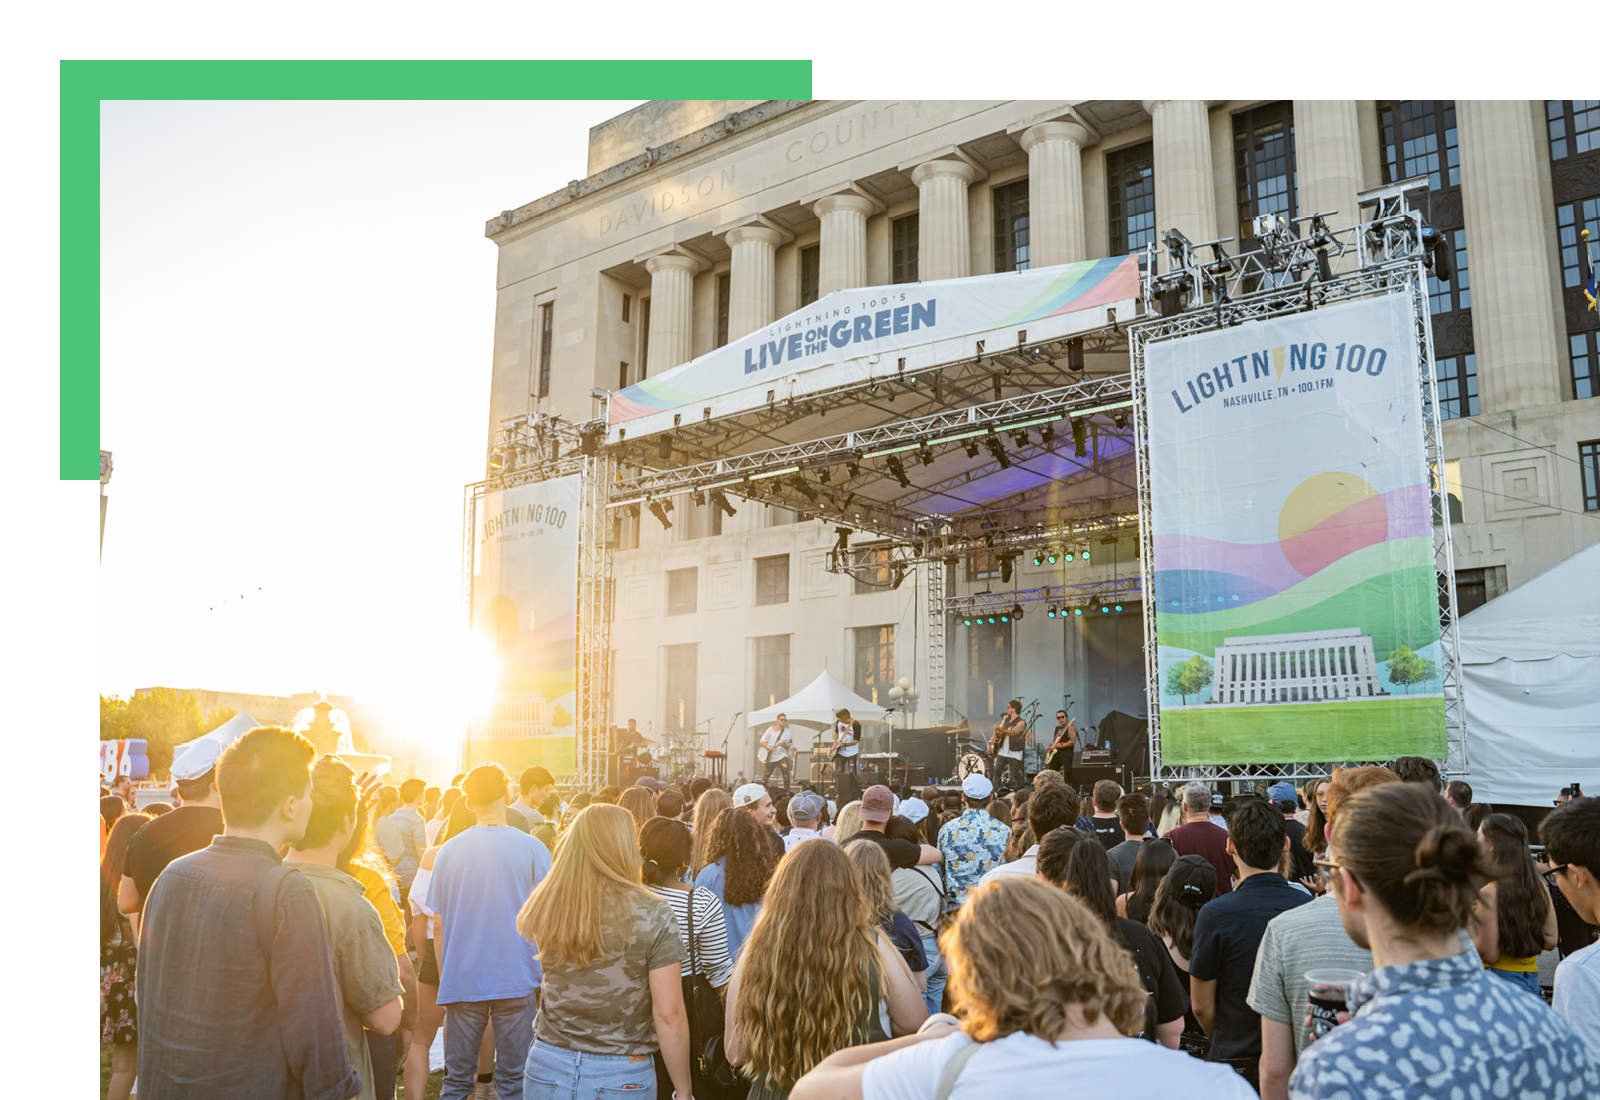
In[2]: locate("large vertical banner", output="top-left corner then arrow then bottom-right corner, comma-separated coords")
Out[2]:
1146,294 -> 1446,764
470,476 -> 581,775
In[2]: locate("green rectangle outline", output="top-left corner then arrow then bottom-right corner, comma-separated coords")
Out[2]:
61,59 -> 813,479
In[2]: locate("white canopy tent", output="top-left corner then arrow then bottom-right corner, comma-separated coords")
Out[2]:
1459,541 -> 1600,806
171,710 -> 263,766
748,670 -> 892,732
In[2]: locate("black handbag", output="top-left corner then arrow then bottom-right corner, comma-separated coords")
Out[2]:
683,888 -> 748,1100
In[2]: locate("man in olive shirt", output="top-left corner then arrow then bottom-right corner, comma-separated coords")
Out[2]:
120,739 -> 226,915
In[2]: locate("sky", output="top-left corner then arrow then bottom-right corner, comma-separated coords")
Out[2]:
98,99 -> 644,749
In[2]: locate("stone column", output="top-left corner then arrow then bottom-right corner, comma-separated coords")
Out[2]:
1457,101 -> 1567,412
1293,100 -> 1364,270
1142,100 -> 1218,269
725,225 -> 782,340
644,252 -> 698,372
911,159 -> 978,281
1020,121 -> 1091,267
811,193 -> 874,295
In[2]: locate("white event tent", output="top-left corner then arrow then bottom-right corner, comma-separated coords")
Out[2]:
171,710 -> 263,767
1459,541 -> 1600,806
747,670 -> 892,732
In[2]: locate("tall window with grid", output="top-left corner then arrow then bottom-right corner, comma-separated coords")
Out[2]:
1106,142 -> 1155,260
800,245 -> 820,306
536,302 -> 554,398
1549,100 -> 1600,160
854,626 -> 895,706
1234,104 -> 1297,242
1379,101 -> 1460,189
1437,354 -> 1479,420
716,272 -> 731,348
852,545 -> 893,594
755,554 -> 789,606
892,214 -> 920,283
993,180 -> 1030,272
752,635 -> 790,710
1581,440 -> 1600,512
1555,198 -> 1600,398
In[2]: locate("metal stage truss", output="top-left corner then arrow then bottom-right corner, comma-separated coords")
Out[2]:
1130,176 -> 1466,785
467,175 -> 1463,787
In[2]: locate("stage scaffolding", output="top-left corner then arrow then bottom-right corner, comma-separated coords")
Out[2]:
466,176 -> 1464,788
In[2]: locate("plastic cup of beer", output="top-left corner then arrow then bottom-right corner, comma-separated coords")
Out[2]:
1305,969 -> 1365,1039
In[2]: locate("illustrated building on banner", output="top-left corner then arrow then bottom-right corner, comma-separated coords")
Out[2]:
1208,629 -> 1388,706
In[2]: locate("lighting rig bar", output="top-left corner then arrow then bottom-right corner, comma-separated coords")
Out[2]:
823,512 -> 1142,576
947,577 -> 1144,622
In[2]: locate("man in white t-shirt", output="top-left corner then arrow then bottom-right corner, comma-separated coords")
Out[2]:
759,713 -> 795,794
1542,795 -> 1600,1062
833,709 -> 862,801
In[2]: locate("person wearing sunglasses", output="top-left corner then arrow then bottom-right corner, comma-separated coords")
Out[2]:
1541,794 -> 1600,1062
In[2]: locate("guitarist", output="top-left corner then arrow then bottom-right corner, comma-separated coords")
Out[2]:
988,700 -> 1028,791
831,708 -> 862,801
1045,707 -> 1077,792
758,713 -> 794,794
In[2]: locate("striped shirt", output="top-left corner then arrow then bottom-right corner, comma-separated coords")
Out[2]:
645,884 -> 735,988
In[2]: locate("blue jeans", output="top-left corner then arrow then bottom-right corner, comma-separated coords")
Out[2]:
1487,966 -> 1542,998
523,1038 -> 657,1100
920,936 -> 948,1016
442,994 -> 539,1100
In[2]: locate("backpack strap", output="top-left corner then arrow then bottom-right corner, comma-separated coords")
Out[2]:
932,1039 -> 983,1100
254,864 -> 293,992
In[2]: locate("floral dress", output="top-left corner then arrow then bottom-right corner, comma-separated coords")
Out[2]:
101,914 -> 137,1046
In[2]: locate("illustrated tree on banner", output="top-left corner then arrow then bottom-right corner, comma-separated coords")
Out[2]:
1386,645 -> 1439,694
1165,656 -> 1215,705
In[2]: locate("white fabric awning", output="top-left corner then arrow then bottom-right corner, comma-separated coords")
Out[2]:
747,670 -> 892,731
171,709 -> 263,765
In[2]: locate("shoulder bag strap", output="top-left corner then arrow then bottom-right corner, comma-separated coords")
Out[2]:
254,864 -> 293,994
932,1039 -> 983,1100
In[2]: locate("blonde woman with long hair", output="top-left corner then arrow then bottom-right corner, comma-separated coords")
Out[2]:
726,838 -> 926,1099
691,787 -> 732,874
788,879 -> 1256,1100
842,838 -> 928,993
827,799 -> 863,844
517,804 -> 693,1099
619,785 -> 656,830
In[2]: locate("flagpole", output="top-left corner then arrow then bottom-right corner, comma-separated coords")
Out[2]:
1582,228 -> 1598,323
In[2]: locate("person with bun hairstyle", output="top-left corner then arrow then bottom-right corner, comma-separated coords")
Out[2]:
1290,783 -> 1599,1100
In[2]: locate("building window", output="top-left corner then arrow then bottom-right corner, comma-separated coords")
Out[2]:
967,551 -> 1000,582
1557,198 -> 1600,288
667,568 -> 697,616
1549,100 -> 1600,160
800,245 -> 820,306
1437,354 -> 1479,420
852,545 -> 893,594
664,643 -> 696,736
993,180 -> 1030,272
622,293 -> 632,323
854,626 -> 895,706
1454,568 -> 1489,616
755,554 -> 789,606
537,302 -> 554,398
1581,440 -> 1600,511
612,511 -> 639,552
892,214 -> 920,283
619,361 -> 630,390
1427,228 -> 1471,315
1379,101 -> 1459,190
1574,333 -> 1600,401
1106,142 -> 1156,258
639,297 -> 651,379
752,635 -> 790,709
716,272 -> 731,348
1234,103 -> 1297,242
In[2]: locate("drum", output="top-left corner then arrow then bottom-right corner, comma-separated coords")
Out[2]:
956,751 -> 987,780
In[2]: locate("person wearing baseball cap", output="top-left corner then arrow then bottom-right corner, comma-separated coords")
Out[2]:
783,791 -> 829,852
852,786 -> 943,872
734,782 -> 784,857
936,774 -> 1012,906
1265,781 -> 1315,884
634,775 -> 666,794
120,738 -> 226,915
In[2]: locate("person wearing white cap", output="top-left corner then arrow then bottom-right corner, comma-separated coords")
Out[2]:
936,775 -> 1012,908
120,737 -> 225,917
734,782 -> 785,857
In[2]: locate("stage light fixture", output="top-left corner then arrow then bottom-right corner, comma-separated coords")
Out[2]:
1113,603 -> 1124,613
1047,606 -> 1058,618
1011,603 -> 1024,621
987,616 -> 997,624
846,461 -> 861,479
792,476 -> 819,504
999,556 -> 1014,584
1081,547 -> 1091,561
624,503 -> 641,519
1063,550 -> 1075,562
710,489 -> 737,517
886,455 -> 911,489
1047,549 -> 1059,564
917,442 -> 935,467
1067,338 -> 1085,371
691,490 -> 706,506
660,497 -> 674,513
963,440 -> 980,459
984,435 -> 1011,470
648,501 -> 672,529
834,527 -> 851,552
1032,552 -> 1044,566
658,436 -> 673,461
999,610 -> 1010,623
818,467 -> 832,484
1089,596 -> 1102,613
1072,606 -> 1083,616
1013,428 -> 1030,449
1072,419 -> 1087,458
963,616 -> 973,626
1114,411 -> 1128,429
578,427 -> 603,456
1040,422 -> 1056,445
891,565 -> 908,590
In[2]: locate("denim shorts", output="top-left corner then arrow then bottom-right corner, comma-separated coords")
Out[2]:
523,1038 -> 657,1100
1486,966 -> 1543,998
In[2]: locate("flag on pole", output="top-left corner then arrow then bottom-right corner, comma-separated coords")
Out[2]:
1582,229 -> 1598,312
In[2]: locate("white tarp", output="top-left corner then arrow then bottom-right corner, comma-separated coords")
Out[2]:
171,709 -> 263,765
747,670 -> 891,731
605,255 -> 1140,444
1459,541 -> 1600,806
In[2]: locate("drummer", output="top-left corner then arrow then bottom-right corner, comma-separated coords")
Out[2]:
935,774 -> 1011,907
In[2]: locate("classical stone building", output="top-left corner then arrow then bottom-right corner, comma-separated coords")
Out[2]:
481,100 -> 1600,780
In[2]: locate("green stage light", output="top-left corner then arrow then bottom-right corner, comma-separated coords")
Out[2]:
1032,552 -> 1044,566
1064,551 -> 1074,562
1082,548 -> 1091,560
1073,607 -> 1083,616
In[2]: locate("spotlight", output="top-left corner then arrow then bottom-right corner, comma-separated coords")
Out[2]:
1072,606 -> 1083,616
1063,550 -> 1075,562
963,440 -> 980,459
624,503 -> 641,519
1047,549 -> 1059,564
1101,604 -> 1111,613
658,436 -> 673,462
847,461 -> 861,479
963,616 -> 973,626
1047,606 -> 1058,618
1113,603 -> 1124,613
692,490 -> 706,506
1032,552 -> 1044,566
1081,547 -> 1091,561
1040,422 -> 1056,445
648,501 -> 672,529
660,497 -> 674,514
709,489 -> 737,517
999,610 -> 1010,623
1420,224 -> 1453,283
1114,411 -> 1128,429
1072,418 -> 1087,458
999,556 -> 1014,584
578,427 -> 603,456
1013,428 -> 1030,449
791,476 -> 819,504
1067,338 -> 1085,371
834,527 -> 851,552
1011,603 -> 1024,621
885,455 -> 911,489
818,467 -> 832,485
917,442 -> 935,467
984,435 -> 1011,470
1089,596 -> 1102,613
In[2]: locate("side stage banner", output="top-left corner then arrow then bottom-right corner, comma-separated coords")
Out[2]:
469,476 -> 580,776
607,255 -> 1140,440
1146,294 -> 1445,765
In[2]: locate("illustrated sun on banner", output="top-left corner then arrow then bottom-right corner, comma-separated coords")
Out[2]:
469,476 -> 581,776
1145,293 -> 1446,765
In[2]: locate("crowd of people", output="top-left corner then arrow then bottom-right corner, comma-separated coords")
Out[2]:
99,729 -> 1600,1100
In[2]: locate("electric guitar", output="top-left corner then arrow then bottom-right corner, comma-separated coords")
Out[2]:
1045,717 -> 1078,772
828,721 -> 859,760
989,715 -> 1025,755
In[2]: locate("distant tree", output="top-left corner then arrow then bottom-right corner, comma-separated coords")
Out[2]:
100,688 -> 207,778
549,703 -> 573,729
1165,655 -> 1215,705
1386,645 -> 1438,694
200,705 -> 237,733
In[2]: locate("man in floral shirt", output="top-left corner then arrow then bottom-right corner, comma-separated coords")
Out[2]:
937,774 -> 1011,906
